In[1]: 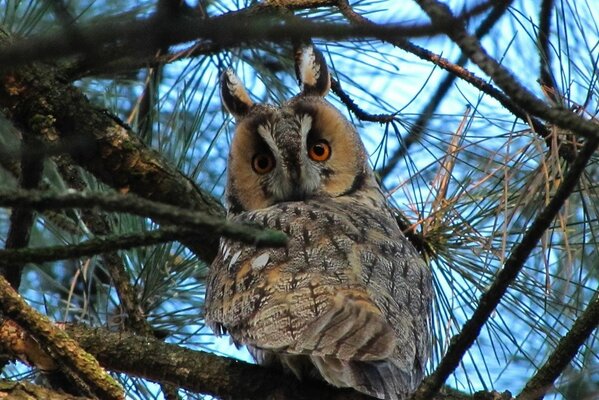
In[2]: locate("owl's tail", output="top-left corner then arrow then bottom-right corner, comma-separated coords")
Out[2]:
310,356 -> 420,400
294,290 -> 421,399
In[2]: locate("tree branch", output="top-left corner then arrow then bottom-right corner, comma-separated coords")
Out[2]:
413,0 -> 599,141
0,227 -> 203,266
411,134 -> 599,399
0,319 -> 507,400
516,291 -> 599,400
537,0 -> 557,104
2,138 -> 44,289
0,189 -> 287,247
0,58 -> 225,263
0,276 -> 124,399
0,379 -> 92,400
0,3 -> 494,70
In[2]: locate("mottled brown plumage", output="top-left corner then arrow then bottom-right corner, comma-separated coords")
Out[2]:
205,46 -> 432,400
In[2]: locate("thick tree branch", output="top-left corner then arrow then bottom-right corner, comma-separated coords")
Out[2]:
0,59 -> 225,263
0,379 -> 91,400
0,276 -> 124,399
0,320 -> 507,400
0,189 -> 287,247
73,326 -> 373,400
0,3 -> 493,70
411,135 -> 599,399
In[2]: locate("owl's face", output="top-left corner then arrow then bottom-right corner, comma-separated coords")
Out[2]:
222,48 -> 371,214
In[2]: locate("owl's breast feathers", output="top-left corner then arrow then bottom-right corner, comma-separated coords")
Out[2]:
205,197 -> 431,396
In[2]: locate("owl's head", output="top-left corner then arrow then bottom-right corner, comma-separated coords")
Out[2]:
222,46 -> 375,214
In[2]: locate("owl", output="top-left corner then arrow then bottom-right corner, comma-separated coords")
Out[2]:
205,46 -> 432,400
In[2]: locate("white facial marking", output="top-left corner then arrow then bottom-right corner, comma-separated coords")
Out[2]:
257,123 -> 278,154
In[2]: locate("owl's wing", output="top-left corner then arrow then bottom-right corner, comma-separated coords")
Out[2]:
252,287 -> 396,361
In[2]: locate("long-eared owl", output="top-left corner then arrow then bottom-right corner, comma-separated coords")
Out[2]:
205,46 -> 432,400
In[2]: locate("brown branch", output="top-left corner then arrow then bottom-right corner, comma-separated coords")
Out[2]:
538,0 -> 558,104
0,227 -> 201,266
413,0 -> 599,141
0,3 -> 493,70
74,326 -> 371,400
0,276 -> 124,399
0,379 -> 92,400
336,0 -> 569,178
0,318 -> 510,400
2,138 -> 44,289
52,324 -> 495,400
516,292 -> 599,400
0,189 -> 287,247
411,134 -> 599,399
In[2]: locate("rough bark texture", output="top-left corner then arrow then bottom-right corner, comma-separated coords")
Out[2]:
0,61 -> 224,263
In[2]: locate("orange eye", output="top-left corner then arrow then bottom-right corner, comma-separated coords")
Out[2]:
252,153 -> 275,174
308,139 -> 331,162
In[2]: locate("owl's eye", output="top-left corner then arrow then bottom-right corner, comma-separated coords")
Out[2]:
252,153 -> 275,174
308,139 -> 331,162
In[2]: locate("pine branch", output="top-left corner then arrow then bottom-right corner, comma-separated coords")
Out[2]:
516,291 -> 599,400
0,3 -> 493,70
413,0 -> 599,141
0,57 -> 225,263
0,189 -> 287,247
0,276 -> 124,399
411,136 -> 599,399
0,320 -> 509,400
0,379 -> 91,400
0,227 -> 201,266
2,138 -> 44,289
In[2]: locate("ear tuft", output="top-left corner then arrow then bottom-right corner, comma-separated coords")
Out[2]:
221,69 -> 254,119
296,45 -> 331,97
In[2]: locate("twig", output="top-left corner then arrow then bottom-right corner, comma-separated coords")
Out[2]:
330,78 -> 397,123
0,276 -> 125,399
538,0 -> 557,104
0,189 -> 287,247
516,291 -> 599,400
0,227 -> 200,266
411,135 -> 599,399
